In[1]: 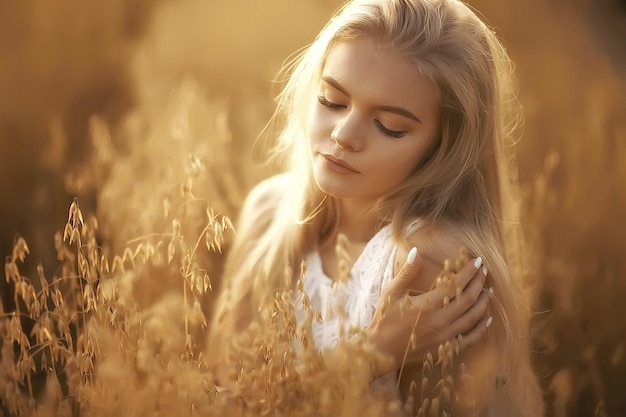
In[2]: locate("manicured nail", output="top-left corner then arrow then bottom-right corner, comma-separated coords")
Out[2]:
407,247 -> 418,266
486,316 -> 493,328
482,265 -> 488,277
488,286 -> 494,295
473,257 -> 482,269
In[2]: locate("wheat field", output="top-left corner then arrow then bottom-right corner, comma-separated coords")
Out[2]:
0,0 -> 625,416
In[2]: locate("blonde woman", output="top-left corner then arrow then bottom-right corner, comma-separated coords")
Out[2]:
208,0 -> 543,415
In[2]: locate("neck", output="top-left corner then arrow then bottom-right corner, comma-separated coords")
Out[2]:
335,198 -> 387,243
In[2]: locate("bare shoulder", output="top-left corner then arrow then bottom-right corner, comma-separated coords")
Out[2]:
393,223 -> 467,294
237,173 -> 289,230
242,173 -> 289,212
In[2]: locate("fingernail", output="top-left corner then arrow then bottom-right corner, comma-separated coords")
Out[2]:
407,247 -> 418,265
473,257 -> 482,269
488,286 -> 494,295
482,265 -> 488,277
486,316 -> 493,328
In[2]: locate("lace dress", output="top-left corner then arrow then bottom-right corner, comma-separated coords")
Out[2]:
294,223 -> 399,391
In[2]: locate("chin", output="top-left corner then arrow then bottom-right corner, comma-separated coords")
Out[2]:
313,175 -> 351,199
313,175 -> 372,201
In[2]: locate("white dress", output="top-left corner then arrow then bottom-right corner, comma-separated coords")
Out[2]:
294,223 -> 399,391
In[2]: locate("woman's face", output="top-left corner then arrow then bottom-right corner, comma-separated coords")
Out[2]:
307,37 -> 440,205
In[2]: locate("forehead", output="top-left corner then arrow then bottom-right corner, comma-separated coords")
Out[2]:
321,38 -> 440,112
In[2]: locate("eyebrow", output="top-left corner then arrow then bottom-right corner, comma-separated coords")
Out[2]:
321,75 -> 422,123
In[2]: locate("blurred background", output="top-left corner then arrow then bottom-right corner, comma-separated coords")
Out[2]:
0,0 -> 624,416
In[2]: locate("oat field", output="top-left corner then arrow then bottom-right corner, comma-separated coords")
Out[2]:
0,1 -> 625,416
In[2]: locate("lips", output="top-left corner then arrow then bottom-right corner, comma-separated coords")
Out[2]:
321,153 -> 360,173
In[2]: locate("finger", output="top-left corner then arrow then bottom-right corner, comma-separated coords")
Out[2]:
445,291 -> 490,340
406,291 -> 440,313
457,313 -> 493,352
413,264 -> 482,315
417,257 -> 485,309
446,260 -> 488,315
405,286 -> 452,314
384,247 -> 422,295
454,257 -> 487,293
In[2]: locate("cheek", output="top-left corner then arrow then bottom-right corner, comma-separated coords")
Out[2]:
379,146 -> 428,183
394,159 -> 419,183
306,114 -> 329,163
305,106 -> 322,144
307,102 -> 335,134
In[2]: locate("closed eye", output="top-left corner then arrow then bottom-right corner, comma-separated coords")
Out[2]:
318,95 -> 345,111
375,120 -> 406,138
319,95 -> 406,138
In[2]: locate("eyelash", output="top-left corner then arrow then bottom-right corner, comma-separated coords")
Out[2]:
317,95 -> 407,139
317,95 -> 344,111
374,120 -> 406,139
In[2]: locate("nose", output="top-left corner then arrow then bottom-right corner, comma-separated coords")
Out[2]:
331,111 -> 364,151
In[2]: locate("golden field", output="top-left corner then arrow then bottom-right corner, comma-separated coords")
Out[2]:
0,1 -> 625,416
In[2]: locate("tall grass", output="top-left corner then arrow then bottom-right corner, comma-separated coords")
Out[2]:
0,79 -> 399,417
0,76 -> 495,416
1,1 -> 625,416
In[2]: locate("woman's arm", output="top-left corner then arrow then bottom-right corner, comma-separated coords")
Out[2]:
206,173 -> 289,387
391,226 -> 493,412
366,236 -> 489,374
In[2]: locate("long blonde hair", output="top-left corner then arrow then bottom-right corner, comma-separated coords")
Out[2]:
211,0 -> 542,414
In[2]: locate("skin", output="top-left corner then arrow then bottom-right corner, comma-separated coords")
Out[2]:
307,37 -> 440,209
212,37 -> 491,394
304,37 -> 491,376
307,37 -> 440,275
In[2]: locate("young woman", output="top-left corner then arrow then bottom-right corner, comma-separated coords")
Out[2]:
208,0 -> 544,415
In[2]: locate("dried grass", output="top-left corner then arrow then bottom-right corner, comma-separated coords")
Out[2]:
1,3 -> 625,415
0,79 -> 485,416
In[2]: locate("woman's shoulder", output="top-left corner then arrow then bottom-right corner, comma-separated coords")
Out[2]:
238,173 -> 289,218
235,173 -> 290,236
242,173 -> 290,210
408,222 -> 467,265
393,220 -> 468,293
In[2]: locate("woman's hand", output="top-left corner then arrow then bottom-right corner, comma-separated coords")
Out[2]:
366,248 -> 490,377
